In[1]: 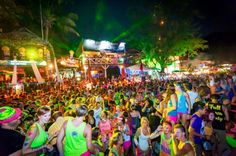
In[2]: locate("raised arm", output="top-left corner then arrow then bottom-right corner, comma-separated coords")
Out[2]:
150,125 -> 162,139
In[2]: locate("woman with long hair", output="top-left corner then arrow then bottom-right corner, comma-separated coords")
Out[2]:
163,84 -> 178,126
118,117 -> 131,155
22,106 -> 55,155
202,109 -> 215,156
175,82 -> 191,129
99,110 -> 113,151
134,117 -> 151,156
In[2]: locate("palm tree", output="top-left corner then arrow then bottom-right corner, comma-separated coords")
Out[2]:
43,10 -> 56,43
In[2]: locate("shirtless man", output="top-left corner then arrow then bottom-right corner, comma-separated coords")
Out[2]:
173,124 -> 195,156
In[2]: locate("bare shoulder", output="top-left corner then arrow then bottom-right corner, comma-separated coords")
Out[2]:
84,124 -> 92,133
62,120 -> 69,129
85,123 -> 92,129
27,123 -> 38,135
183,142 -> 194,151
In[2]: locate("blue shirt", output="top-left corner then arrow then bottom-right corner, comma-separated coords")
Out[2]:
190,114 -> 203,144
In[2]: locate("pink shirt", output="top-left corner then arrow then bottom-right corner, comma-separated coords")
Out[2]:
99,119 -> 112,142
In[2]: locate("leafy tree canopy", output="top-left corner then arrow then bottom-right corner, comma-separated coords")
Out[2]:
126,0 -> 208,72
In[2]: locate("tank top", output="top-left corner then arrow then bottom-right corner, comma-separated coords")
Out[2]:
160,133 -> 174,156
167,97 -> 177,116
121,124 -> 130,142
177,92 -> 188,113
138,129 -> 149,151
64,120 -> 88,156
31,123 -> 48,148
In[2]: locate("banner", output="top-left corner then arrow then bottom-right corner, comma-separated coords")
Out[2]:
31,61 -> 45,84
12,60 -> 17,85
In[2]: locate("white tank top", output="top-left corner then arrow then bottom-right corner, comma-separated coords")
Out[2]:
138,129 -> 149,151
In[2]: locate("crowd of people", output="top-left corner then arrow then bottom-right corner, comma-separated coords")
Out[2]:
0,73 -> 236,156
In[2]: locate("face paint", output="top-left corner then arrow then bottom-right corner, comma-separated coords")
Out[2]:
39,112 -> 51,124
24,143 -> 28,147
24,124 -> 37,147
28,131 -> 32,136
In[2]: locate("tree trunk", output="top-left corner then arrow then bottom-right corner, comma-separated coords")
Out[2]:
159,62 -> 165,73
39,0 -> 44,40
45,25 -> 49,42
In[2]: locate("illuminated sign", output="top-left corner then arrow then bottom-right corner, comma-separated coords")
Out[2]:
0,60 -> 47,66
83,39 -> 126,53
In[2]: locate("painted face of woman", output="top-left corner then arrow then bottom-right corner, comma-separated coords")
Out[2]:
39,112 -> 51,124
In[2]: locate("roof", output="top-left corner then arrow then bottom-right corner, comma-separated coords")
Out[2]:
0,28 -> 52,49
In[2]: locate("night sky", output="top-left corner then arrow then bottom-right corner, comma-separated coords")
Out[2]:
193,0 -> 236,34
70,0 -> 236,40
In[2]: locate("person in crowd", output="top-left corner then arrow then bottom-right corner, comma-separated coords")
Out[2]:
163,84 -> 178,127
0,106 -> 25,156
114,88 -> 122,105
130,104 -> 141,154
158,121 -> 175,156
141,98 -> 153,117
86,109 -> 96,128
207,94 -> 231,156
134,117 -> 151,156
57,105 -> 98,156
118,118 -> 131,155
213,78 -> 227,103
92,127 -> 105,156
148,109 -> 162,156
197,85 -> 211,105
114,105 -> 123,119
22,105 -> 55,156
108,132 -> 124,156
202,109 -> 215,156
175,82 -> 191,129
94,102 -> 103,126
48,111 -> 73,155
99,110 -> 113,150
189,102 -> 206,156
184,82 -> 199,113
172,124 -> 195,156
130,105 -> 141,133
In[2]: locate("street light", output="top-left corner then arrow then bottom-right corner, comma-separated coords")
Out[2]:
160,20 -> 164,26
